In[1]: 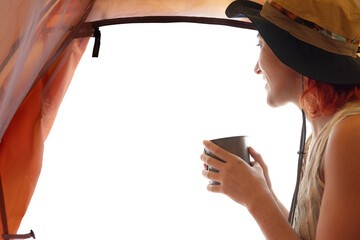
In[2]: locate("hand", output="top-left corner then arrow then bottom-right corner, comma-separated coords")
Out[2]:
201,140 -> 271,209
248,146 -> 273,192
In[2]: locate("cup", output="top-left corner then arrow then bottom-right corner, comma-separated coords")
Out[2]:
204,136 -> 250,185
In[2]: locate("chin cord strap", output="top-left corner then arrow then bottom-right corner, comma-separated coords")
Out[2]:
288,75 -> 307,225
288,109 -> 306,225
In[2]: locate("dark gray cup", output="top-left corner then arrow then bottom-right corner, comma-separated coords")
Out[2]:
204,136 -> 250,185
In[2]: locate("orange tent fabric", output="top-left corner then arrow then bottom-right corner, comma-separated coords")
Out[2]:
0,38 -> 89,235
0,0 -> 264,236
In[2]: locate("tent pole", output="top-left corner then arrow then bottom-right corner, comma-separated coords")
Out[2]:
90,16 -> 255,30
0,175 -> 9,239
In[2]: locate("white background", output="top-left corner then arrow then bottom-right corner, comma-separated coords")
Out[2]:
19,23 -> 304,239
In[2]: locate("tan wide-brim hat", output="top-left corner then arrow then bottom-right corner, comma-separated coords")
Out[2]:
226,0 -> 360,85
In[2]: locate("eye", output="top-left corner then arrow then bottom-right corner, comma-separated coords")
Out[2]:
256,42 -> 263,48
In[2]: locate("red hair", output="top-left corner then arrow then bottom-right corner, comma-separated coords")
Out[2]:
300,79 -> 360,119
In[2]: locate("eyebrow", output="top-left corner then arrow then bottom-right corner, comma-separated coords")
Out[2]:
257,33 -> 260,38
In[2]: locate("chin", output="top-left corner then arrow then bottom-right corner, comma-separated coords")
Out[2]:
266,95 -> 286,108
267,100 -> 279,108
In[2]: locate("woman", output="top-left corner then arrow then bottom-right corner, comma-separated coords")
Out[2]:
200,0 -> 360,239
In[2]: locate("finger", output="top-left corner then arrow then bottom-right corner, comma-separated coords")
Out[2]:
200,154 -> 225,170
203,163 -> 208,170
207,184 -> 222,193
250,161 -> 263,170
203,140 -> 238,164
248,146 -> 267,169
202,169 -> 222,182
252,161 -> 261,169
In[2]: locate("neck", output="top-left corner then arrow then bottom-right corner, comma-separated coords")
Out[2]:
293,102 -> 334,139
304,100 -> 360,138
306,114 -> 334,138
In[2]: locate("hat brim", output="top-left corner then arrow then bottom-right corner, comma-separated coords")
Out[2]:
226,0 -> 360,85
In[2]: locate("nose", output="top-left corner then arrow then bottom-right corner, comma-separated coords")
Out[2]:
254,61 -> 262,74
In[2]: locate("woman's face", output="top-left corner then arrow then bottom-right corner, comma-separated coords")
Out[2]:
254,34 -> 302,108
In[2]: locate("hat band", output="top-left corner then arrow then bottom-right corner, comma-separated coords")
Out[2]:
269,1 -> 359,45
260,1 -> 360,58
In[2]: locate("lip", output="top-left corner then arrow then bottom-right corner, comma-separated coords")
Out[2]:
263,77 -> 268,84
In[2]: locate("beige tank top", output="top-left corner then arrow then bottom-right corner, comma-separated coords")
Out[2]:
292,102 -> 360,240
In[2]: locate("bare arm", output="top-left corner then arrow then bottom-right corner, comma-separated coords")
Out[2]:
316,115 -> 360,239
248,147 -> 289,219
270,191 -> 289,219
247,190 -> 300,240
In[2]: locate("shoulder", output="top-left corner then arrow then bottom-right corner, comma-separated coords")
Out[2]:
325,113 -> 360,168
327,113 -> 360,153
323,113 -> 360,186
332,112 -> 360,133
316,110 -> 360,239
